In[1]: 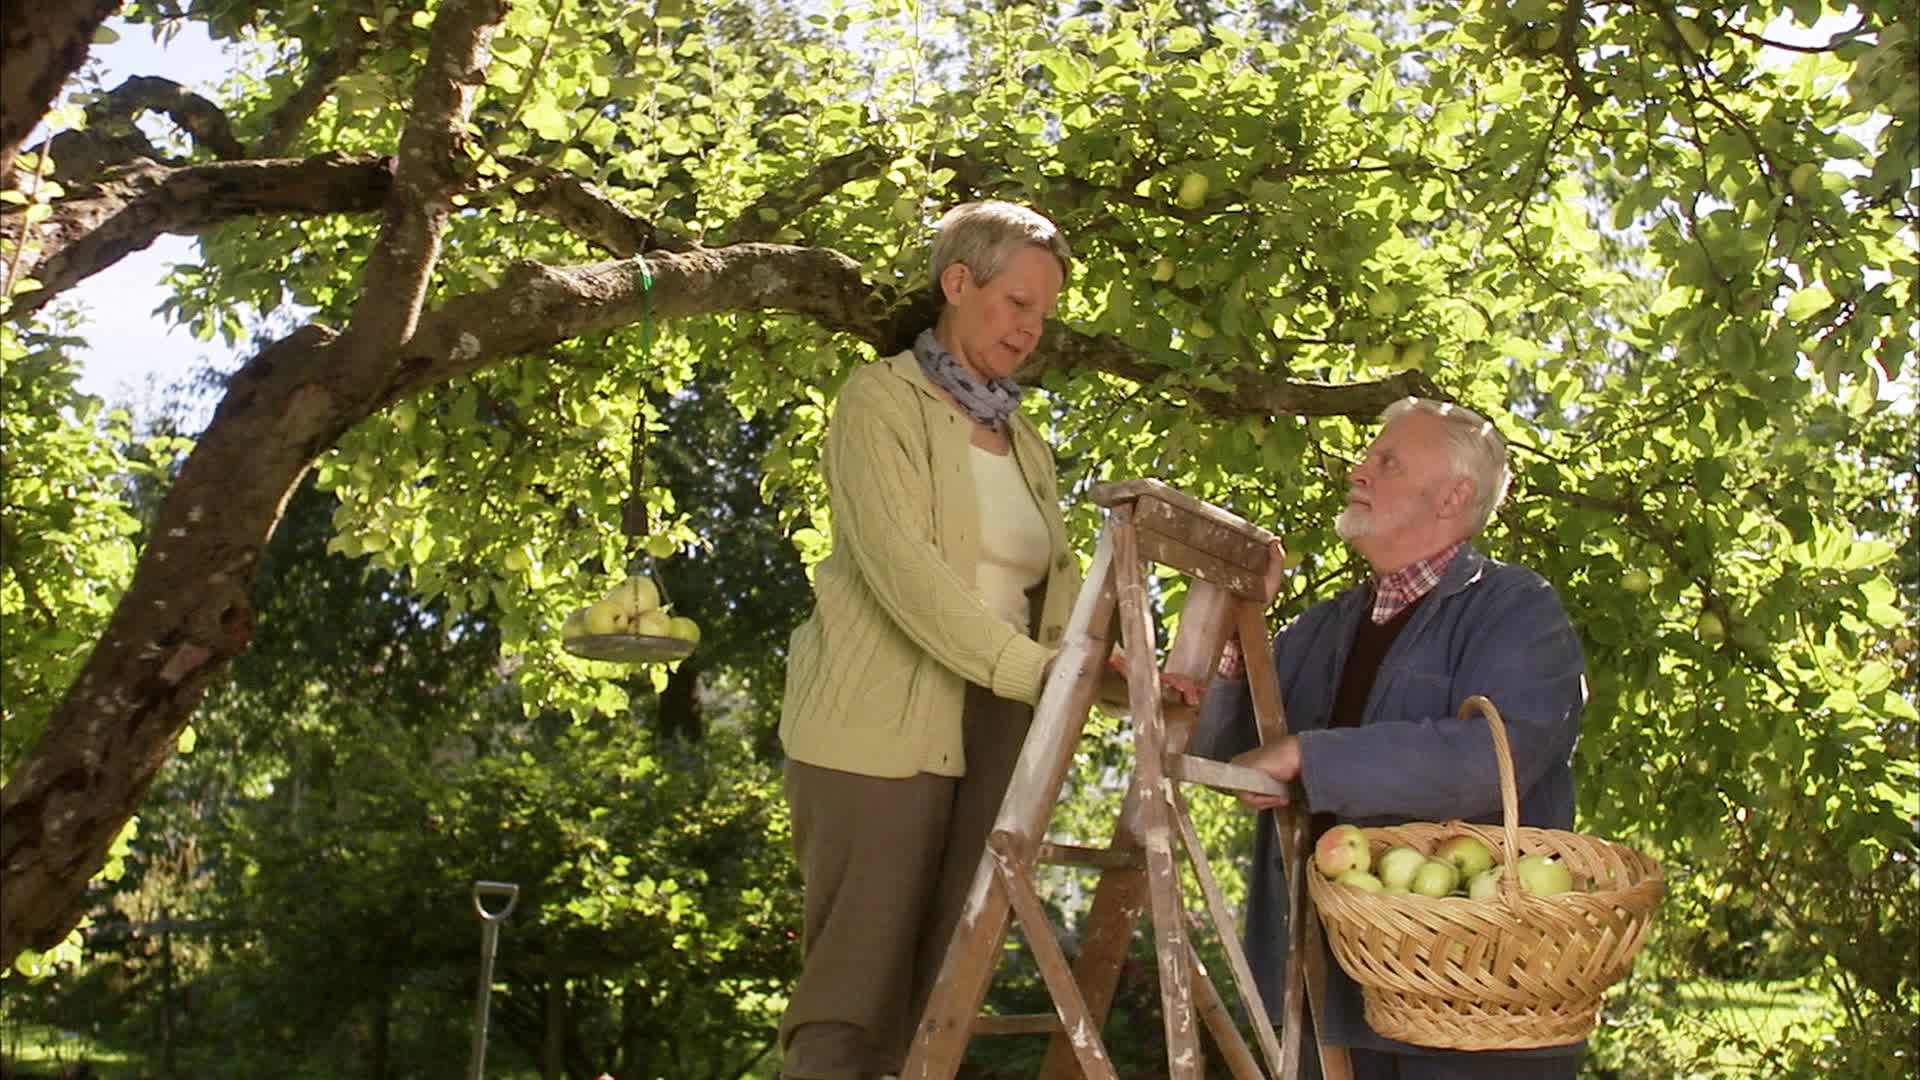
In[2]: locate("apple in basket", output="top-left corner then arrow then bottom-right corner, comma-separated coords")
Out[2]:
1336,870 -> 1385,892
1315,824 -> 1371,878
1467,867 -> 1504,901
1435,834 -> 1496,878
1375,845 -> 1427,892
1515,853 -> 1575,896
1410,859 -> 1462,898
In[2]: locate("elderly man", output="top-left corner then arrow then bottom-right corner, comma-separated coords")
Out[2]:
1193,397 -> 1588,1080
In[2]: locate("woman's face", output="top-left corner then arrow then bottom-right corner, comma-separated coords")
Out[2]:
937,244 -> 1065,381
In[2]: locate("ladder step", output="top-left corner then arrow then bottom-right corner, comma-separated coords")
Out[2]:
1166,753 -> 1294,799
971,1013 -> 1064,1036
1037,841 -> 1144,871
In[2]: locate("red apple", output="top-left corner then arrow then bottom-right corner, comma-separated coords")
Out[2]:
1314,824 -> 1371,879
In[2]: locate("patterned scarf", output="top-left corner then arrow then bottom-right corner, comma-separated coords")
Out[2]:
913,329 -> 1023,433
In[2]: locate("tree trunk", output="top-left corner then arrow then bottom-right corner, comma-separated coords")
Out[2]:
0,0 -> 120,183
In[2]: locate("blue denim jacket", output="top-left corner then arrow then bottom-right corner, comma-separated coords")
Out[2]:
1191,544 -> 1588,1062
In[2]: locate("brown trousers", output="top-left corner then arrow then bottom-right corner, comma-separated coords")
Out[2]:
780,684 -> 1033,1079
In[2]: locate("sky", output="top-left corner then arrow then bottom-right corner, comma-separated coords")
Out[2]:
67,18 -> 236,405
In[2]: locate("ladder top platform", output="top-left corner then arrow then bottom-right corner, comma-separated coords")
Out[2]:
1090,479 -> 1276,598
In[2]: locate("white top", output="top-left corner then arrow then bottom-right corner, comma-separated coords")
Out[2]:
970,444 -> 1051,630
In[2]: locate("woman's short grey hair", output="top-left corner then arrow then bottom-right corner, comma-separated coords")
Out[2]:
929,201 -> 1072,299
1381,396 -> 1512,533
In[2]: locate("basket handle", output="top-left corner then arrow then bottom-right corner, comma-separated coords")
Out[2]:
1457,695 -> 1526,910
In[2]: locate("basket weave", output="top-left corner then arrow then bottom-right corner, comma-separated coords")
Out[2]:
1305,696 -> 1663,1050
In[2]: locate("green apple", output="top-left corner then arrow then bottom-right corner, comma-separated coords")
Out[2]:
582,599 -> 624,636
1336,869 -> 1384,892
1435,834 -> 1496,878
1314,824 -> 1371,878
1188,318 -> 1216,340
1532,23 -> 1561,50
610,574 -> 661,617
634,610 -> 674,638
1620,569 -> 1652,593
644,534 -> 677,559
1697,610 -> 1726,644
1466,867 -> 1504,901
1515,853 -> 1574,896
1398,342 -> 1427,369
1410,859 -> 1461,898
1789,163 -> 1819,197
1362,341 -> 1397,368
1367,290 -> 1401,318
1177,171 -> 1210,209
1376,845 -> 1428,892
1151,256 -> 1176,282
391,401 -> 417,434
666,615 -> 702,644
503,548 -> 531,573
561,609 -> 588,640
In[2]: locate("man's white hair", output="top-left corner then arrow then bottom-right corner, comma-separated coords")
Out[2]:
1381,396 -> 1511,533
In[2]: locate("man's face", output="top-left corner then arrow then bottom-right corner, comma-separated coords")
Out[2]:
1335,411 -> 1458,549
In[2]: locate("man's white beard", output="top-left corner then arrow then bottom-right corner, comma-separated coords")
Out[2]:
1336,499 -> 1421,544
1335,505 -> 1368,542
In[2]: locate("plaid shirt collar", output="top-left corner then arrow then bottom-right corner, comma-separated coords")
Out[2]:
1369,541 -> 1464,624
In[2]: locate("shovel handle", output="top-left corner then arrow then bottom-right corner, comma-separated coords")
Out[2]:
473,881 -> 520,922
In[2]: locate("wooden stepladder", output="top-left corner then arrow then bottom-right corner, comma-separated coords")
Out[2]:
901,480 -> 1353,1080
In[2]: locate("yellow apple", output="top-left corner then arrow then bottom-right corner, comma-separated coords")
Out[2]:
634,610 -> 674,638
666,615 -> 702,644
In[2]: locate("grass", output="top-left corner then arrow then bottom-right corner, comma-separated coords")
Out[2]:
0,978 -> 1850,1080
0,1020 -> 140,1078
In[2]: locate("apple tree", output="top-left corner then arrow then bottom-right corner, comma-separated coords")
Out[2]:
1,0 -> 1913,1066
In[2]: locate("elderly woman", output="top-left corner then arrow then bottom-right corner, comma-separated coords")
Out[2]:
777,201 -> 1081,1080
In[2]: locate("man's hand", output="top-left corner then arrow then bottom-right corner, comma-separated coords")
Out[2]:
1231,735 -> 1302,810
1260,536 -> 1289,606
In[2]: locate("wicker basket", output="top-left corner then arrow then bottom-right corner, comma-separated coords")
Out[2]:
1305,696 -> 1663,1050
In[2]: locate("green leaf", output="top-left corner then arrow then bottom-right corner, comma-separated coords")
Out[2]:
1784,285 -> 1834,321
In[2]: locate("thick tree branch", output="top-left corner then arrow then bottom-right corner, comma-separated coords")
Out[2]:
94,76 -> 245,160
0,0 -> 120,184
339,0 -> 506,354
505,163 -> 696,257
3,153 -> 393,321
